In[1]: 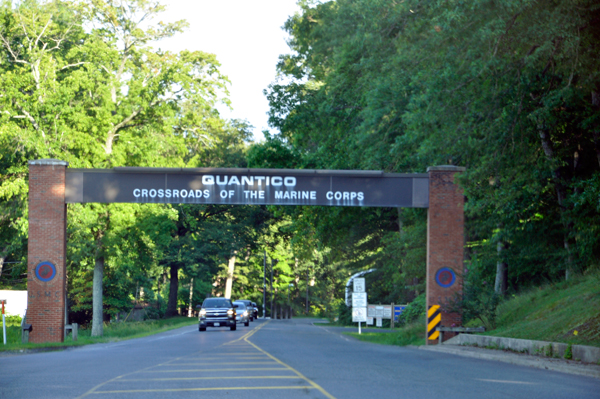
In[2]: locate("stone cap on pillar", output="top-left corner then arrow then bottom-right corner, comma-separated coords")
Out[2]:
427,165 -> 466,172
28,159 -> 69,166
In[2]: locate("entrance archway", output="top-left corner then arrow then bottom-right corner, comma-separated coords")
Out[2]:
27,159 -> 464,343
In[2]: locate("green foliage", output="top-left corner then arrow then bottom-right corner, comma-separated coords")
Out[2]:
456,263 -> 503,330
397,293 -> 426,326
486,271 -> 600,347
332,298 -> 353,326
259,0 -> 600,317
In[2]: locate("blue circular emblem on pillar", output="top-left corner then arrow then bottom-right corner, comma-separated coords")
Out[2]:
35,261 -> 56,282
435,267 -> 456,288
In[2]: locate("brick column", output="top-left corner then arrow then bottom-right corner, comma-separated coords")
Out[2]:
426,165 -> 465,344
27,159 -> 68,343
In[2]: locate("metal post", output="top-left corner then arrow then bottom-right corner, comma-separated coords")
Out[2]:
270,258 -> 274,319
358,321 -> 361,335
263,250 -> 267,318
306,269 -> 309,313
2,300 -> 6,345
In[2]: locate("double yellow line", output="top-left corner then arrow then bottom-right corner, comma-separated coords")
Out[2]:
77,320 -> 337,398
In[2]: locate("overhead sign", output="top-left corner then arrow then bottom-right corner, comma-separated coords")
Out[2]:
353,278 -> 365,293
65,168 -> 429,208
352,307 -> 367,323
352,293 -> 367,308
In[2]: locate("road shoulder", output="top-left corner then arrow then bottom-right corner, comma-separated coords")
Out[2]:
419,343 -> 600,379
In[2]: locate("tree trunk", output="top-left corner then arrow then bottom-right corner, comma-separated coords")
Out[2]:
91,255 -> 104,337
187,278 -> 194,317
538,127 -> 573,280
494,241 -> 508,296
224,253 -> 236,299
592,91 -> 600,168
0,246 -> 7,278
165,265 -> 179,317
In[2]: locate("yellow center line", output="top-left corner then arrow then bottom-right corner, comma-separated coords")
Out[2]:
116,376 -> 305,382
91,386 -> 315,394
244,322 -> 337,399
142,367 -> 290,372
163,361 -> 278,366
76,321 -> 336,398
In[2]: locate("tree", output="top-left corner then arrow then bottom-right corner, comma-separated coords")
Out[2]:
0,0 -> 232,335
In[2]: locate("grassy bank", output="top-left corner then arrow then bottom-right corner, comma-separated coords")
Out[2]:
481,271 -> 600,347
0,316 -> 197,352
343,271 -> 600,349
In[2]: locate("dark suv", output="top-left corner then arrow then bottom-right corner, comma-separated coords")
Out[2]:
198,298 -> 237,331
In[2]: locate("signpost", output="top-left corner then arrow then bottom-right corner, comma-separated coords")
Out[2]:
352,292 -> 367,308
352,278 -> 367,334
353,278 -> 365,293
1,299 -> 6,345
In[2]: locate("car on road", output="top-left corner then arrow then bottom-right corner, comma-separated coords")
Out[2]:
251,302 -> 259,319
233,301 -> 251,326
197,298 -> 237,331
235,299 -> 255,321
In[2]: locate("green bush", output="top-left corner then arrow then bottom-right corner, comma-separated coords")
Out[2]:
397,293 -> 426,326
454,267 -> 502,330
564,343 -> 573,360
332,300 -> 353,326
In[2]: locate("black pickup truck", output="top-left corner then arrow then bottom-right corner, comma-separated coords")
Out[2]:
197,298 -> 238,331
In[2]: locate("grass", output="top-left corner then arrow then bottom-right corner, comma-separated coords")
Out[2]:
0,316 -> 198,352
344,320 -> 425,347
336,271 -> 600,349
481,271 -> 600,347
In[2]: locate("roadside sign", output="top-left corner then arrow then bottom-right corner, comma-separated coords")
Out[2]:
352,292 -> 367,307
367,317 -> 374,325
352,307 -> 367,322
353,278 -> 365,293
383,306 -> 392,319
376,317 -> 382,327
367,304 -> 392,319
393,305 -> 407,321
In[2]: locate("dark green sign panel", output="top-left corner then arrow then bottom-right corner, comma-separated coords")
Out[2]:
65,167 -> 429,208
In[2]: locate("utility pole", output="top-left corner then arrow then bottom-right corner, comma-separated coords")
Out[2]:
263,250 -> 267,318
270,258 -> 274,318
306,268 -> 309,313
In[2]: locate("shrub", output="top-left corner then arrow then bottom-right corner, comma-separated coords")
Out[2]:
397,293 -> 426,326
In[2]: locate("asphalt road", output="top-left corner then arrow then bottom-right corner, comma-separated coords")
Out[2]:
1,318 -> 599,398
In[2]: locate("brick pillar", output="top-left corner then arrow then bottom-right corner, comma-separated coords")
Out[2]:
27,159 -> 68,343
426,165 -> 465,344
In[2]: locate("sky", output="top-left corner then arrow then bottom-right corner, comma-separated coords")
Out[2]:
158,0 -> 302,142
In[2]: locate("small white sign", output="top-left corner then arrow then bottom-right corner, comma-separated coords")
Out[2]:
353,278 -> 365,293
375,306 -> 384,317
352,307 -> 367,322
376,317 -> 382,327
367,317 -> 374,325
352,293 -> 367,308
383,306 -> 392,319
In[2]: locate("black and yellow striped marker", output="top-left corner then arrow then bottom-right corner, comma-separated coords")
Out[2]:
427,305 -> 441,340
